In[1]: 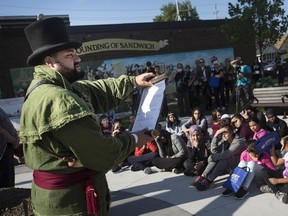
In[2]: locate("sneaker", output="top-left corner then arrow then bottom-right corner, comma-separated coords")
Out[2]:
112,166 -> 121,173
234,187 -> 249,200
222,189 -> 234,197
144,167 -> 152,174
130,165 -> 141,172
184,170 -> 195,176
195,178 -> 212,191
121,161 -> 131,169
172,168 -> 183,174
191,176 -> 204,186
275,191 -> 288,204
260,185 -> 273,193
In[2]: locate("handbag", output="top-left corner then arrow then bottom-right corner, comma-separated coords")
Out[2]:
223,167 -> 250,192
209,77 -> 220,87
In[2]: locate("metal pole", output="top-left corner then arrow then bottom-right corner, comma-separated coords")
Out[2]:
175,0 -> 182,21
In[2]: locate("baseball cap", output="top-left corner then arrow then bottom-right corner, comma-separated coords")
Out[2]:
221,114 -> 230,119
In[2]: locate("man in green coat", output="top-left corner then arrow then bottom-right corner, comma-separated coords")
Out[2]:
19,17 -> 154,216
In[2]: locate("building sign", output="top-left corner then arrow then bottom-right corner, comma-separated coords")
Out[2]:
77,38 -> 169,55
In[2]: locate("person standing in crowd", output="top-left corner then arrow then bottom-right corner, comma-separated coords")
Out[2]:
188,64 -> 197,108
275,55 -> 285,86
142,61 -> 154,73
19,17 -> 154,216
152,129 -> 188,174
155,65 -> 169,117
210,61 -> 225,110
231,57 -> 253,111
210,56 -> 218,72
260,136 -> 288,204
251,58 -> 262,83
0,107 -> 19,188
193,59 -> 202,97
222,58 -> 235,104
196,58 -> 212,110
174,63 -> 191,116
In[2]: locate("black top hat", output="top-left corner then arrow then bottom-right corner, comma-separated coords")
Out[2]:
24,17 -> 82,66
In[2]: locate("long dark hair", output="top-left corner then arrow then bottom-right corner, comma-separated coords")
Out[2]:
166,112 -> 181,128
192,107 -> 205,122
211,108 -> 221,122
158,130 -> 174,156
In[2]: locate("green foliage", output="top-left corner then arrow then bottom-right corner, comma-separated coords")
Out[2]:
221,0 -> 288,61
153,0 -> 199,22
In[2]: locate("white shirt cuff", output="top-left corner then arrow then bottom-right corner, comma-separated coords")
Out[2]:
131,134 -> 138,143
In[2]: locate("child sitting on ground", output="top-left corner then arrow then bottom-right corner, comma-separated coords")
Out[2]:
222,140 -> 276,199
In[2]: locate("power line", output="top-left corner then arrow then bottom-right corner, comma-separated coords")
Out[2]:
0,4 -> 159,12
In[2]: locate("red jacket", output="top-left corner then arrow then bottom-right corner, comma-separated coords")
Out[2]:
134,140 -> 158,156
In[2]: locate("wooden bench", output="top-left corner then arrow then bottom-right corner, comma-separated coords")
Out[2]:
251,86 -> 288,117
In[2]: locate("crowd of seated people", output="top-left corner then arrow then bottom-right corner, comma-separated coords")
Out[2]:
102,106 -> 288,204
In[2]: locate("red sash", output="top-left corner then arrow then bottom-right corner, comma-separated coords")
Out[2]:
33,169 -> 99,215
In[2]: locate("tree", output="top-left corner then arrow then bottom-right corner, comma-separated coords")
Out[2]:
222,0 -> 288,63
153,0 -> 199,22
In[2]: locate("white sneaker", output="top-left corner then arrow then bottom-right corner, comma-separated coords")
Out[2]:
260,185 -> 273,193
144,167 -> 152,174
275,191 -> 288,204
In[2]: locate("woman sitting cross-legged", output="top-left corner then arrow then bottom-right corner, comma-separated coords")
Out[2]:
222,140 -> 276,199
152,129 -> 188,174
192,125 -> 247,191
183,125 -> 210,176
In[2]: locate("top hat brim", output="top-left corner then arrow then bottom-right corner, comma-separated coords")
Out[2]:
27,41 -> 82,66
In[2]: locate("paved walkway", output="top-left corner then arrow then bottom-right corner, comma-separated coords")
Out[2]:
15,164 -> 287,216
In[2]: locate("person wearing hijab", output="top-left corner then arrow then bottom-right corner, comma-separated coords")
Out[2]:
183,125 -> 210,176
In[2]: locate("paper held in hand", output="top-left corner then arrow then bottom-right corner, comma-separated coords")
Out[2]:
131,80 -> 166,132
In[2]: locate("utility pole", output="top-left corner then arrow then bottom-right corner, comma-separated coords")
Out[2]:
175,0 -> 182,21
213,4 -> 219,19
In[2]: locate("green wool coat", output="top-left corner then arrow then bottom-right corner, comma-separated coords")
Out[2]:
19,65 -> 137,216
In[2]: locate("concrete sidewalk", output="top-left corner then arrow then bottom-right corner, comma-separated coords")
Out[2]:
15,164 -> 287,216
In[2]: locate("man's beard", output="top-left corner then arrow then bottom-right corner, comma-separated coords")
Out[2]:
66,67 -> 85,83
57,62 -> 85,83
